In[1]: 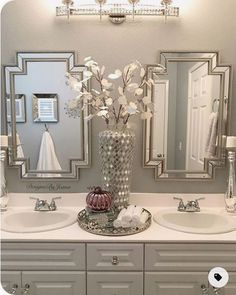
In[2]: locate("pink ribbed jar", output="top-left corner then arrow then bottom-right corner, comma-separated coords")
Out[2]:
86,187 -> 113,212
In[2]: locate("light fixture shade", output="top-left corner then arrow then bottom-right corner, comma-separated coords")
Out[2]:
56,0 -> 179,23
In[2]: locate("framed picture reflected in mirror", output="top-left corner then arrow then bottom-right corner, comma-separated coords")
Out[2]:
33,93 -> 59,123
7,94 -> 26,123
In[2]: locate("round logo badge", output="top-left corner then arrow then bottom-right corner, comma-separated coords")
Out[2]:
208,267 -> 229,288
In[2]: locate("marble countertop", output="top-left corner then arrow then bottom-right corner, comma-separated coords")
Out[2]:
1,193 -> 236,243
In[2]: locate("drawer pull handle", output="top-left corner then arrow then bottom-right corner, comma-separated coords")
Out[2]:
201,284 -> 209,295
111,256 -> 119,265
9,284 -> 18,294
22,283 -> 30,294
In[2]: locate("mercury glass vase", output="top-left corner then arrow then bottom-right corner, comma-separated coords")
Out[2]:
99,125 -> 135,210
225,151 -> 236,213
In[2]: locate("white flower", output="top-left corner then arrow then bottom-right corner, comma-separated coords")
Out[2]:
108,69 -> 122,80
97,110 -> 108,116
142,96 -> 151,105
105,98 -> 113,106
118,86 -> 123,96
100,65 -> 105,75
85,60 -> 97,67
127,83 -> 139,92
91,65 -> 99,74
101,79 -> 113,89
140,67 -> 146,78
84,70 -> 93,77
118,95 -> 127,105
84,56 -> 92,62
135,88 -> 143,96
95,98 -> 102,107
127,102 -> 138,115
97,106 -> 108,117
141,111 -> 152,120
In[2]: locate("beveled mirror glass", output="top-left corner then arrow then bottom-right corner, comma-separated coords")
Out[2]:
3,52 -> 91,180
144,52 -> 231,180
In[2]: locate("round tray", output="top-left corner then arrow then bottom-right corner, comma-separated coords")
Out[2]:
77,208 -> 152,236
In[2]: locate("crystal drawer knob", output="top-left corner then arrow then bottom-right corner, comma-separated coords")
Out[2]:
111,256 -> 119,265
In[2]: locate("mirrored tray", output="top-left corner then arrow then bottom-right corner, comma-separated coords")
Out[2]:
77,208 -> 152,236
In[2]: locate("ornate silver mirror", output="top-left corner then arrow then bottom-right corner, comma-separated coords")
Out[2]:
144,52 -> 232,180
3,52 -> 91,180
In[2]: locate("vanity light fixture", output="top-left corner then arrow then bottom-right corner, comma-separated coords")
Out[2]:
56,0 -> 179,24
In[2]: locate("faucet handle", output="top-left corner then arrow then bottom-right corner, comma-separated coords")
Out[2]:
49,197 -> 62,211
51,197 -> 62,201
173,197 -> 185,211
195,197 -> 205,202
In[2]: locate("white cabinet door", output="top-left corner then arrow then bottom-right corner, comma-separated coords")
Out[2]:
87,272 -> 143,295
22,271 -> 86,295
217,273 -> 236,295
145,272 -> 208,295
1,271 -> 21,295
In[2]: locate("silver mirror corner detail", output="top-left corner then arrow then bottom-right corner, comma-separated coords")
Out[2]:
3,52 -> 91,180
144,51 -> 232,180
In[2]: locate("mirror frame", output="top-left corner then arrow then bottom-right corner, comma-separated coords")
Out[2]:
3,51 -> 91,180
143,51 -> 232,180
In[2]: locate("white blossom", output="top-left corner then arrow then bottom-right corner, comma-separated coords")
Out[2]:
142,96 -> 151,105
118,95 -> 127,105
105,98 -> 113,106
127,102 -> 138,115
135,88 -> 143,96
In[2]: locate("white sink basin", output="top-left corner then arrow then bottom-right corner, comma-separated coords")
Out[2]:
153,209 -> 236,234
1,209 -> 77,233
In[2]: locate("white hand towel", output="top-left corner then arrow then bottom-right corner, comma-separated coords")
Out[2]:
37,131 -> 61,177
122,205 -> 135,222
139,211 -> 149,224
205,112 -> 218,158
113,208 -> 127,228
132,206 -> 143,223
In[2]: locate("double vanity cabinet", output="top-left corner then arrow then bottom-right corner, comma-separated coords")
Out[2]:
2,241 -> 236,295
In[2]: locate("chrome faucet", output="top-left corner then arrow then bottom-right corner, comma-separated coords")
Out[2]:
174,197 -> 205,212
30,197 -> 61,211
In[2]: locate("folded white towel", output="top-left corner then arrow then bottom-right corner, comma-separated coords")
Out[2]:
132,206 -> 143,223
122,205 -> 135,222
140,211 -> 149,224
205,112 -> 218,158
113,208 -> 127,228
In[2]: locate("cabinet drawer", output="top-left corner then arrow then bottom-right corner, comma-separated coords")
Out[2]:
1,243 -> 85,271
87,243 -> 143,270
87,272 -> 143,295
145,244 -> 236,271
145,272 -> 208,295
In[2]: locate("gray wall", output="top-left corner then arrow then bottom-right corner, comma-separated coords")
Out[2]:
1,0 -> 236,193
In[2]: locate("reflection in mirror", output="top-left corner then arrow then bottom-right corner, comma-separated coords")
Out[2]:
7,94 -> 26,123
33,94 -> 58,123
3,52 -> 91,179
144,52 -> 231,180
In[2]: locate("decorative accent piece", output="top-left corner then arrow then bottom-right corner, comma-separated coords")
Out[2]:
65,57 -> 165,208
77,208 -> 151,236
33,94 -> 59,123
7,94 -> 26,123
225,137 -> 236,213
0,136 -> 9,212
86,186 -> 113,212
99,125 -> 135,209
56,0 -> 179,24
